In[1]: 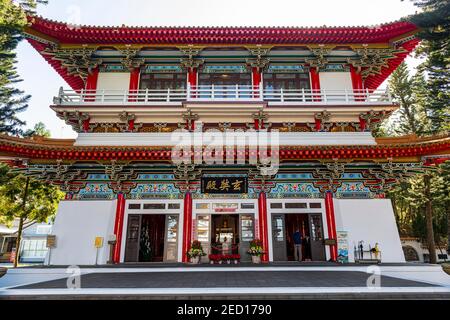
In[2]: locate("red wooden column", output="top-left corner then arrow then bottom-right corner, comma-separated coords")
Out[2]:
252,67 -> 262,98
187,67 -> 198,98
82,118 -> 90,133
350,65 -> 364,101
325,191 -> 338,261
112,193 -> 126,263
309,67 -> 321,101
128,67 -> 140,102
359,117 -> 367,132
182,191 -> 193,263
258,191 -> 269,263
85,67 -> 99,101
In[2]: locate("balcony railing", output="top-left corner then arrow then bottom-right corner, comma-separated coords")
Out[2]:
54,85 -> 392,105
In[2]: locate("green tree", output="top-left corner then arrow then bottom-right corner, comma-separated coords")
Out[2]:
388,165 -> 449,262
408,0 -> 450,256
0,0 -> 47,135
0,163 -> 63,267
405,0 -> 450,133
23,121 -> 51,137
387,62 -> 430,136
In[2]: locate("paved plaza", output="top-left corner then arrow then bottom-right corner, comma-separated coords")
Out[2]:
1,264 -> 450,299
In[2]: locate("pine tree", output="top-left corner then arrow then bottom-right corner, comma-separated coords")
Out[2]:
0,1 -> 50,267
0,0 -> 47,135
407,0 -> 450,42
405,0 -> 450,133
388,62 -> 430,136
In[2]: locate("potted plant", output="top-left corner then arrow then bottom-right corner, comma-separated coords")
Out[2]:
186,240 -> 206,264
247,239 -> 264,264
208,254 -> 220,264
232,254 -> 241,264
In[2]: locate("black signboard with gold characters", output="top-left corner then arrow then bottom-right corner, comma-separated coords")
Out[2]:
201,176 -> 248,194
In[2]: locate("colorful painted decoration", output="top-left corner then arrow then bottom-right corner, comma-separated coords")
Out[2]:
77,183 -> 114,199
267,65 -> 308,73
143,65 -> 184,73
129,183 -> 181,199
201,65 -> 248,74
269,183 -> 322,198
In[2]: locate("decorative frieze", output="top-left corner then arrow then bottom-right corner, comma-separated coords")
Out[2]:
246,57 -> 270,71
251,110 -> 269,130
359,110 -> 390,131
305,45 -> 334,71
119,46 -> 145,70
59,111 -> 90,132
41,45 -> 101,81
173,163 -> 202,193
178,45 -> 204,71
181,109 -> 199,130
348,46 -> 405,78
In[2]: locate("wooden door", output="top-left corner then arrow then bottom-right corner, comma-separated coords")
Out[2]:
239,214 -> 254,262
271,214 -> 287,261
124,215 -> 141,262
308,213 -> 326,261
164,215 -> 179,262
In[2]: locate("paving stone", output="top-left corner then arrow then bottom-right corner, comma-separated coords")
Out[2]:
15,270 -> 436,289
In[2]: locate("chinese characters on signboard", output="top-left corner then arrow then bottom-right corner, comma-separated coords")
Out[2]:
201,176 -> 248,194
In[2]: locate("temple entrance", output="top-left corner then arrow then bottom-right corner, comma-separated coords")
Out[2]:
285,214 -> 309,261
193,200 -> 258,263
139,215 -> 165,262
272,213 -> 326,262
210,214 -> 239,255
124,214 -> 179,263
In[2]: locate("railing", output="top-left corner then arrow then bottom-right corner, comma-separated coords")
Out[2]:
54,85 -> 392,105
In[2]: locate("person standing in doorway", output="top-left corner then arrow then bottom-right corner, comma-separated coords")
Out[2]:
222,237 -> 231,255
293,229 -> 303,262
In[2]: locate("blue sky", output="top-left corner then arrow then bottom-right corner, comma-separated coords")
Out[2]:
15,0 -> 420,138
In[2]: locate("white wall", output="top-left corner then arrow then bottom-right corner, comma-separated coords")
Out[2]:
334,199 -> 405,263
96,72 -> 131,92
75,132 -> 377,147
319,72 -> 353,92
46,200 -> 117,265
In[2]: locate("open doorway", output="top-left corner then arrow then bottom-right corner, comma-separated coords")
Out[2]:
210,214 -> 239,254
124,214 -> 168,262
139,215 -> 165,262
285,214 -> 311,261
272,213 -> 326,262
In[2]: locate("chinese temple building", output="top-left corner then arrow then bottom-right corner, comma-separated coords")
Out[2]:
1,16 -> 449,265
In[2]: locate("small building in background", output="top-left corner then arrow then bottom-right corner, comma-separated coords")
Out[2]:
20,223 -> 52,263
401,237 -> 449,263
0,221 -> 18,263
0,220 -> 52,264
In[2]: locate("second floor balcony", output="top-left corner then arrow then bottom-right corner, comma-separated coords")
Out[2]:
54,85 -> 393,107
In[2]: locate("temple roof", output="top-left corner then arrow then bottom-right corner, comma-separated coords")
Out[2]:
27,16 -> 417,45
0,134 -> 448,163
24,16 -> 420,91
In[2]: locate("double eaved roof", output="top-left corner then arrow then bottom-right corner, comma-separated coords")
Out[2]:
27,16 -> 418,44
25,16 -> 419,90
